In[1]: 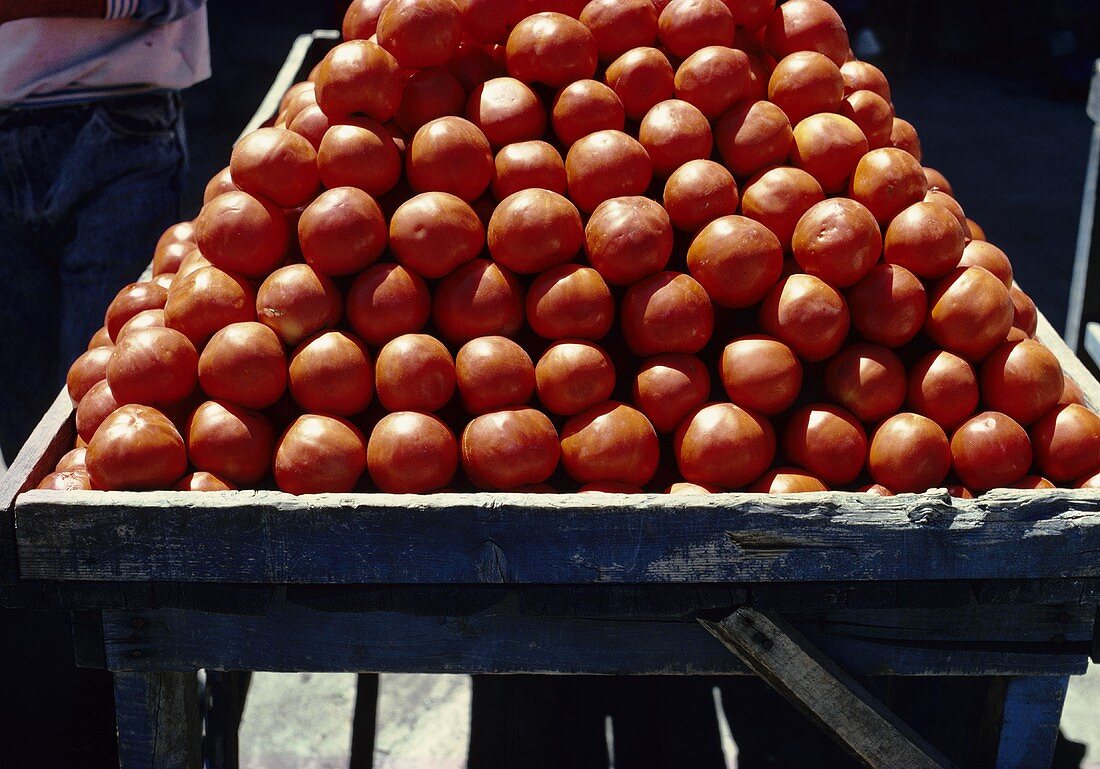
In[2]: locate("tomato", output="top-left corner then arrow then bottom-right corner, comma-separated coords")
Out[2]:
86,326 -> 113,351
565,130 -> 653,213
469,77 -> 547,153
687,215 -> 783,307
907,350 -> 979,431
113,304 -> 169,342
375,333 -> 456,412
950,411 -> 1032,490
824,343 -> 906,423
958,240 -> 1013,288
275,414 -> 368,494
791,198 -> 881,287
407,116 -> 493,201
846,263 -> 926,348
288,331 -> 374,416
317,121 -> 402,196
867,413 -> 951,493
342,0 -> 391,39
256,264 -> 342,347
461,408 -> 560,488
551,79 -> 626,146
448,40 -> 507,90
739,166 -> 824,249
106,326 -> 197,407
966,218 -> 987,242
75,380 -> 121,442
491,140 -> 567,199
298,187 -> 387,277
667,481 -> 718,494
55,447 -> 88,473
768,51 -> 843,125
759,274 -> 850,362
605,47 -> 674,121
1076,471 -> 1100,490
1009,286 -> 1038,337
632,353 -> 711,433
858,483 -> 894,496
86,404 -> 188,490
925,266 -> 1014,362
1008,475 -> 1056,490
622,271 -> 714,355
198,322 -> 287,410
164,266 -> 256,346
790,114 -> 868,194
67,346 -> 114,405
714,100 -> 793,179
506,12 -> 598,87
38,471 -> 93,491
890,117 -> 922,160
376,0 -> 461,68
947,485 -> 974,499
175,249 -> 212,281
838,89 -> 893,149
394,68 -> 464,135
764,0 -> 849,65
195,191 -> 288,279
674,402 -> 774,488
783,403 -> 867,485
346,263 -> 431,345
154,222 -> 195,275
433,258 -> 524,343
580,0 -> 659,61
230,127 -> 319,209
560,401 -> 660,486
202,167 -> 239,207
535,340 -> 616,415
883,201 -> 966,280
657,0 -> 734,59
315,40 -> 403,122
287,105 -> 333,151
585,195 -> 672,285
488,189 -> 583,273
186,400 -> 276,485
849,147 -> 928,225
840,60 -> 890,100
526,263 -> 614,340
923,166 -> 953,195
389,191 -> 484,279
1030,404 -> 1100,482
456,336 -> 535,414
367,411 -> 457,492
638,99 -> 713,177
980,339 -> 1064,426
674,46 -> 750,119
720,335 -> 802,416
1060,375 -> 1086,407
663,159 -> 739,233
174,472 -> 236,491
749,467 -> 827,493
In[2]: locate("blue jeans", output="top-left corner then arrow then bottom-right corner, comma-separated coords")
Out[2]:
0,91 -> 186,460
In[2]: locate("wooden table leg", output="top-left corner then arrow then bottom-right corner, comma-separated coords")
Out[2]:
992,676 -> 1069,769
203,670 -> 251,769
349,673 -> 379,769
114,671 -> 202,769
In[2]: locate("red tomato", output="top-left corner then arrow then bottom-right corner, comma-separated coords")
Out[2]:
1030,404 -> 1100,482
289,331 -> 374,416
491,140 -> 567,199
389,191 -> 485,279
1010,286 -> 1038,338
759,274 -> 850,362
783,403 -> 867,485
720,335 -> 802,416
667,481 -> 718,494
256,264 -> 342,347
461,408 -> 560,489
790,114 -> 868,194
923,166 -> 953,195
230,127 -> 319,209
739,166 -> 824,249
638,98 -> 714,178
67,346 -> 114,406
86,326 -> 113,351
342,0 -> 391,40
714,100 -> 793,179
674,46 -> 750,119
288,104 -> 333,151
768,51 -> 843,125
749,467 -> 828,493
858,483 -> 894,496
315,40 -> 403,122
526,264 -> 614,340
535,340 -> 616,416
839,89 -> 893,148
86,404 -> 188,490
198,322 -> 287,410
375,333 -> 456,412
1059,376 -> 1086,407
116,309 -> 166,341
346,263 -> 431,346
868,413 -> 951,493
164,266 -> 256,346
38,471 -> 93,491
299,187 -> 387,277
396,68 -> 465,135
75,380 -> 122,443
966,218 -> 987,242
367,411 -> 458,492
488,189 -> 583,273
174,249 -> 212,281
506,12 -> 598,87
154,221 -> 195,268
551,79 -> 626,146
674,402 -> 775,488
846,263 -> 926,348
580,0 -> 659,62
406,116 -> 493,201
55,447 -> 88,473
604,47 -> 674,121
104,282 -> 168,341
950,411 -> 1032,490
890,117 -> 922,160
1076,471 -> 1100,489
456,336 -> 535,414
275,414 -> 368,494
764,0 -> 848,65
565,130 -> 653,213
560,401 -> 660,486
923,188 -> 967,233
107,327 -> 197,407
153,240 -> 194,277
466,77 -> 546,149
317,121 -> 402,196
584,196 -> 673,285
376,0 -> 461,68
824,344 -> 906,423
883,201 -> 966,280
840,60 -> 890,100
849,147 -> 928,225
925,266 -> 1014,362
687,215 -> 783,307
632,353 -> 711,433
195,191 -> 288,279
432,258 -> 524,343
448,40 -> 507,90
980,339 -> 1064,426
657,0 -> 735,58
621,271 -> 715,355
174,472 -> 236,491
1008,475 -> 1056,490
959,240 -> 1013,288
791,198 -> 881,287
186,400 -> 276,485
663,159 -> 739,233
906,350 -> 979,431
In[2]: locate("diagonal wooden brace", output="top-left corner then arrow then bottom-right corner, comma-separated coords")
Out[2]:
700,607 -> 957,769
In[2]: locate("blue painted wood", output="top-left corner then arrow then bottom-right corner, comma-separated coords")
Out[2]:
114,670 -> 201,769
994,676 -> 1070,769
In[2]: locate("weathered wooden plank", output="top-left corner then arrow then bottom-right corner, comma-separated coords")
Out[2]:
702,608 -> 958,769
114,670 -> 201,769
17,487 -> 1100,583
1039,305 -> 1100,405
1063,119 -> 1100,356
0,389 -> 73,583
993,676 -> 1070,769
98,599 -> 1091,677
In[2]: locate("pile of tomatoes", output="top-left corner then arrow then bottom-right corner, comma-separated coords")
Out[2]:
46,0 -> 1100,495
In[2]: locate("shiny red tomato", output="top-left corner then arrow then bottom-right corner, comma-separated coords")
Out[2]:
580,0 -> 659,62
506,12 -> 598,87
230,127 -> 319,209
86,404 -> 188,490
980,339 -> 1064,426
749,467 -> 828,493
346,263 -> 431,346
299,187 -> 388,277
461,408 -> 560,489
187,400 -> 276,485
526,264 -> 614,340
275,414 -> 368,494
1029,404 -> 1100,482
714,100 -> 792,179
622,271 -> 714,355
198,322 -> 287,410
783,403 -> 867,485
315,40 -> 402,122
605,47 -> 674,121
950,411 -> 1033,490
565,130 -> 653,213
657,0 -> 735,59
289,331 -> 374,416
662,159 -> 739,233
632,353 -> 711,433
674,402 -> 775,488
195,191 -> 288,279
317,121 -> 402,196
455,336 -> 535,414
75,380 -> 120,443
868,413 -> 951,493
164,266 -> 256,346
107,326 -> 198,407
104,282 -> 168,341
256,264 -> 342,347
824,344 -> 906,423
376,0 -> 462,68
768,51 -> 843,125
551,79 -> 626,146
906,349 -> 979,431
674,45 -> 750,118
925,266 -> 1014,362
432,258 -> 524,344
720,335 -> 802,416
488,189 -> 583,273
466,77 -> 546,149
764,0 -> 848,65
791,198 -> 881,288
846,263 -> 926,348
759,274 -> 850,362
67,346 -> 114,406
535,340 -> 616,416
407,116 -> 494,201
491,140 -> 567,199
375,333 -> 456,412
560,401 -> 660,486
739,166 -> 824,250
367,411 -> 458,492
389,191 -> 484,279
585,195 -> 672,285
